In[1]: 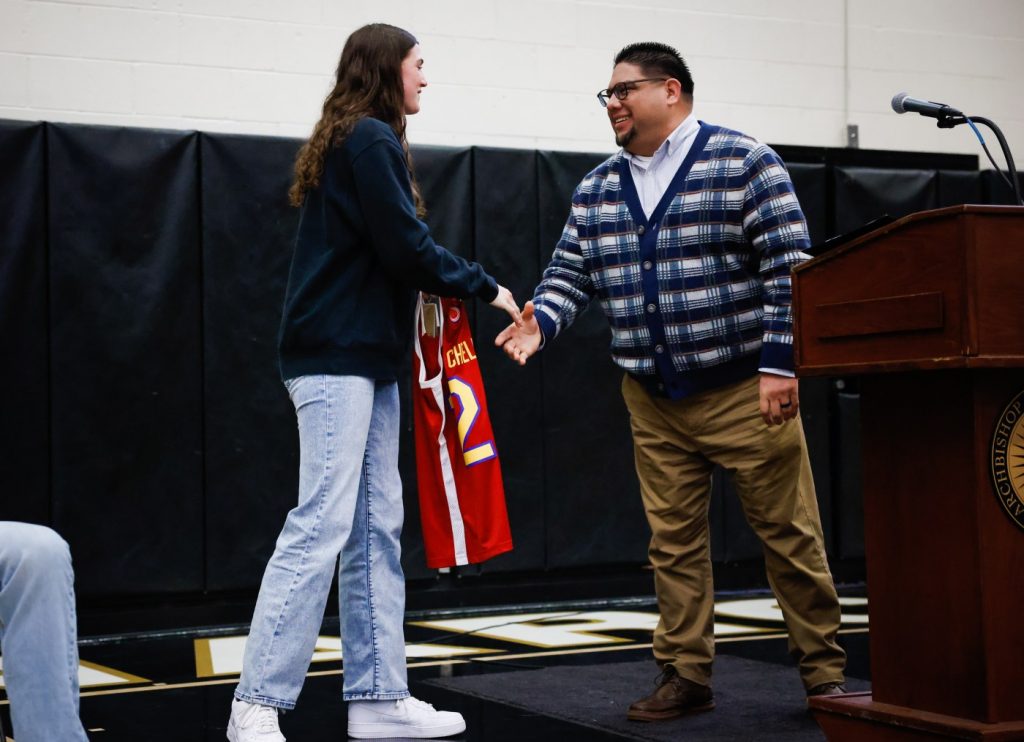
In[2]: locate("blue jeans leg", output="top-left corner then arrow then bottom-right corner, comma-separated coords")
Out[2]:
338,380 -> 407,700
0,522 -> 89,742
234,375 -> 410,709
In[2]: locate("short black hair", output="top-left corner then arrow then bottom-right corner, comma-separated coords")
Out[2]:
614,42 -> 694,98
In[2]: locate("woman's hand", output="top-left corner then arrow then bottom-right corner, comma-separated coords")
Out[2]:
489,284 -> 523,327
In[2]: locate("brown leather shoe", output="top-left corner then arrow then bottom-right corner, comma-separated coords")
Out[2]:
627,665 -> 714,721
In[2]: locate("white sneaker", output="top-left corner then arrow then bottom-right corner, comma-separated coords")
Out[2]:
226,698 -> 286,742
347,696 -> 466,739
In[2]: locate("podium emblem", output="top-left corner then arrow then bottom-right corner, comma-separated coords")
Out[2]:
991,389 -> 1024,532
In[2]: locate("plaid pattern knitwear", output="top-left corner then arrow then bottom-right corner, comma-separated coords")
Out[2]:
532,122 -> 811,400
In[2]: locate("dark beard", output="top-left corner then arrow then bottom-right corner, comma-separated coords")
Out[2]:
615,126 -> 635,148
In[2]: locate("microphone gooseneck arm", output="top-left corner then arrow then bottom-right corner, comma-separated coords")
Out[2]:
938,114 -> 1024,206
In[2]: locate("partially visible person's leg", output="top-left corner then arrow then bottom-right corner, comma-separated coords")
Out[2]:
622,376 -> 717,686
707,376 -> 846,691
0,522 -> 89,742
338,379 -> 409,701
235,375 -> 376,710
620,376 -> 717,722
344,381 -> 465,739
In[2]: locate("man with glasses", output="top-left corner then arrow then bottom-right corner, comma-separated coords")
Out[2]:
496,42 -> 847,720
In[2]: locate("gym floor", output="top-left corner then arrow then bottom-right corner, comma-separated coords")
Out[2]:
0,587 -> 870,741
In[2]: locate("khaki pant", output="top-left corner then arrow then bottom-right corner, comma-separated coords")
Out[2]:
621,373 -> 846,689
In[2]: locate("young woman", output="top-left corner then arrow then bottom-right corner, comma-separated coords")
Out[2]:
227,23 -> 521,742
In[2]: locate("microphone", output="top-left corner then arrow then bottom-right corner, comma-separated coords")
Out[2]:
891,93 -> 1023,206
891,92 -> 962,119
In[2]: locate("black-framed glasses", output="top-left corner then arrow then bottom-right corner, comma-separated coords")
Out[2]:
596,78 -> 667,107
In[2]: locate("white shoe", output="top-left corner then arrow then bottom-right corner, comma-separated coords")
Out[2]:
227,698 -> 286,741
347,696 -> 466,739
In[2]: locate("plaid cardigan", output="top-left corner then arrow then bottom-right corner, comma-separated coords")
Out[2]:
532,123 -> 811,399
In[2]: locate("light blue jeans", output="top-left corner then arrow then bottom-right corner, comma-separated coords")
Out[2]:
0,522 -> 89,742
235,375 -> 410,708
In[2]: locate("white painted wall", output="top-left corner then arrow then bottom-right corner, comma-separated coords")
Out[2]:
1,0 -> 1022,162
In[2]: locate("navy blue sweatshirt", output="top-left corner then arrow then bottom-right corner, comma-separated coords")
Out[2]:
278,117 -> 498,381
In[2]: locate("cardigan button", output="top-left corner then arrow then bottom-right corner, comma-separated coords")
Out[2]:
646,303 -> 657,314
637,224 -> 646,235
642,260 -> 653,270
655,344 -> 665,354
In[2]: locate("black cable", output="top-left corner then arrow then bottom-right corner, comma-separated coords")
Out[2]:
940,113 -> 1024,205
972,116 -> 1024,205
966,119 -> 1017,193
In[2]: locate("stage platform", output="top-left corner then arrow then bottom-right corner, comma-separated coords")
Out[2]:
0,590 -> 870,741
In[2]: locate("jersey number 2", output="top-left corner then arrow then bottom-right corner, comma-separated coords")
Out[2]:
447,377 -> 496,466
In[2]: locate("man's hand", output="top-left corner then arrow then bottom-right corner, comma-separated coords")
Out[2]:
760,373 -> 799,426
489,284 -> 523,327
495,301 -> 541,366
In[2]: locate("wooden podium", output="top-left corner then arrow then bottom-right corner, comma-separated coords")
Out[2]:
792,205 -> 1024,740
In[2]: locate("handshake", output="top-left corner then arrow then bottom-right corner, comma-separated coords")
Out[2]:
488,285 -> 541,367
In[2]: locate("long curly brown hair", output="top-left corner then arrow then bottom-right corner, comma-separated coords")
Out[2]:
288,23 -> 425,215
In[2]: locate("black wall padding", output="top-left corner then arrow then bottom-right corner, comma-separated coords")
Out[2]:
832,167 -> 938,234
47,124 -> 204,596
396,363 -> 428,580
981,169 -> 1024,205
787,163 -> 828,245
536,150 -> 650,568
835,388 -> 865,558
200,133 -> 301,591
399,145 -> 475,580
13,117 -> 994,600
938,169 -> 982,206
799,377 -> 834,552
0,122 -> 49,525
412,145 -> 475,260
471,148 -> 545,572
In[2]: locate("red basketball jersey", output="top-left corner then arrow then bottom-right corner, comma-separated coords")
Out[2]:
412,296 -> 513,569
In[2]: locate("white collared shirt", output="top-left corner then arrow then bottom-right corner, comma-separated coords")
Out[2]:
622,113 -> 700,219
